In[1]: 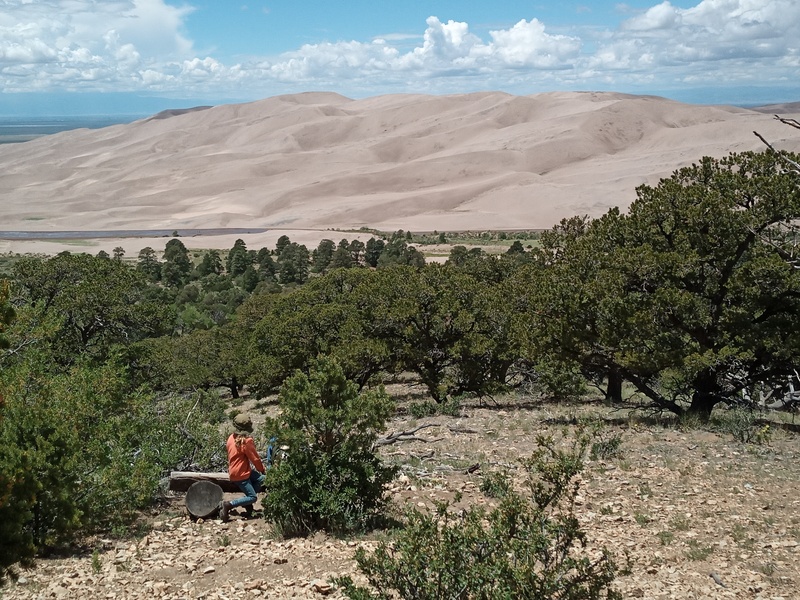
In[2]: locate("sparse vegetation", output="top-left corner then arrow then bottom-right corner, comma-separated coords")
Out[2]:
1,147 -> 799,596
336,429 -> 622,600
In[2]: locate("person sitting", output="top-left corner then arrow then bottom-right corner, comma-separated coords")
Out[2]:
219,413 -> 266,521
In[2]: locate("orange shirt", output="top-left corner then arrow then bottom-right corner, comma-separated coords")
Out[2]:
226,434 -> 266,482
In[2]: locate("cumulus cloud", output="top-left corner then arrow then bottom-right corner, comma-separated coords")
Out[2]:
598,0 -> 800,71
0,0 -> 798,100
490,19 -> 581,68
0,0 -> 198,91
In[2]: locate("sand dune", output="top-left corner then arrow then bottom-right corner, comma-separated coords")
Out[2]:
0,91 -> 798,255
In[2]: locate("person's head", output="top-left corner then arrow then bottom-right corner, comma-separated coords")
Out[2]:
233,413 -> 253,434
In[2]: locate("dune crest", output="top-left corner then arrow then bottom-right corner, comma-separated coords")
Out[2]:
0,91 -> 798,242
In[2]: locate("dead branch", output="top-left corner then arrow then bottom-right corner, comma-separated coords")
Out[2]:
0,337 -> 39,365
411,450 -> 435,461
753,130 -> 800,174
448,425 -> 478,434
747,227 -> 800,269
373,423 -> 442,448
775,115 -> 800,131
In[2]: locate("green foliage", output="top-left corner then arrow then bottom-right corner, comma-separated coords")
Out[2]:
277,241 -> 310,284
366,264 -> 512,402
312,239 -> 336,273
11,253 -> 170,367
408,401 -> 437,418
408,396 -> 461,418
245,268 -> 391,394
714,408 -> 772,445
133,325 -> 245,398
0,358 -> 223,580
657,530 -> 674,546
91,548 -> 102,573
589,428 -> 624,461
136,247 -> 161,281
364,237 -> 385,267
523,152 -> 800,419
0,280 -> 14,350
479,469 -> 512,499
337,430 -> 621,600
226,239 -> 251,277
162,238 -> 192,286
196,249 -> 223,277
260,358 -> 397,535
376,235 -> 426,268
684,540 -> 714,561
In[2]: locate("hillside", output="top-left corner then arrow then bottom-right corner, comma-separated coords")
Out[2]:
0,91 -> 799,254
3,396 -> 799,599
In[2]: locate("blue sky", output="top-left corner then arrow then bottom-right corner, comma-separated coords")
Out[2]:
1,0 -> 798,115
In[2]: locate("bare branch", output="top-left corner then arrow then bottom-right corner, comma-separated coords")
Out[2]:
373,423 -> 442,448
753,130 -> 800,174
747,227 -> 800,269
0,337 -> 39,365
774,115 -> 800,130
448,425 -> 478,434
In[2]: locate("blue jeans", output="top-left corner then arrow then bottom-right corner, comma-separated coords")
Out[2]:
230,470 -> 265,509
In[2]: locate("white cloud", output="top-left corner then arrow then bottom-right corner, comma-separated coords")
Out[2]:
0,0 -> 196,91
593,0 -> 800,80
0,0 -> 798,101
622,2 -> 679,31
489,19 -> 581,68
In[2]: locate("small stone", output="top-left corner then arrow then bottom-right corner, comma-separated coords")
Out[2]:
310,579 -> 333,595
202,566 -> 216,574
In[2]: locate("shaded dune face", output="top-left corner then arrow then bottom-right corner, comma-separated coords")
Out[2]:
0,91 -> 798,234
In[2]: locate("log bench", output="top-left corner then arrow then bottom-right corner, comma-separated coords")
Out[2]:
168,471 -> 240,493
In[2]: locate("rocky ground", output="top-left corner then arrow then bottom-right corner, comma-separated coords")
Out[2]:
3,395 -> 800,600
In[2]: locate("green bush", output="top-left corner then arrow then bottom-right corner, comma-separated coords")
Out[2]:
714,408 -> 772,445
261,357 -> 397,535
336,429 -> 622,599
0,362 -> 223,582
408,401 -> 437,418
589,431 -> 623,461
478,469 -> 512,498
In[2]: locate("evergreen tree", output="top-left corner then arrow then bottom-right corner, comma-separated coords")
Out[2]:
330,239 -> 355,269
136,247 -> 161,281
312,239 -> 335,273
226,239 -> 250,277
364,237 -> 385,268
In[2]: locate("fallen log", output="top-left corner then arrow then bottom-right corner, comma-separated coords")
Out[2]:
185,481 -> 224,519
169,471 -> 240,493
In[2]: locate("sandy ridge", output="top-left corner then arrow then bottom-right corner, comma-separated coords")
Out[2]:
0,91 -> 798,256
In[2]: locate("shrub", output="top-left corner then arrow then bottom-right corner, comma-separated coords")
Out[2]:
478,469 -> 512,498
715,408 -> 772,445
336,429 -> 622,599
261,357 -> 397,535
590,431 -> 623,461
408,401 -> 437,419
0,362 -> 223,582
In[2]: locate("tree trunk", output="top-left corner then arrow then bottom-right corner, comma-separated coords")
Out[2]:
688,374 -> 721,421
229,376 -> 239,399
606,367 -> 623,404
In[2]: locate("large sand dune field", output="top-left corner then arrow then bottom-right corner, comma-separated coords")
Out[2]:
1,91 -> 798,255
